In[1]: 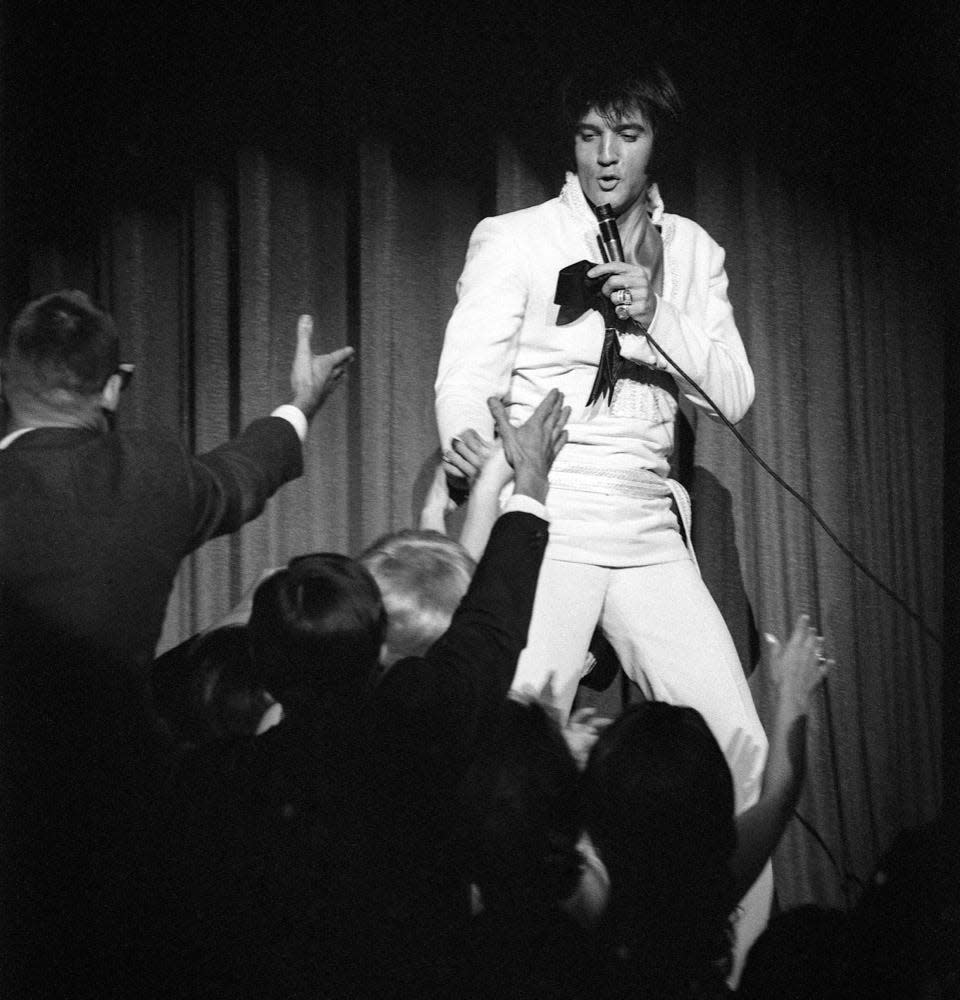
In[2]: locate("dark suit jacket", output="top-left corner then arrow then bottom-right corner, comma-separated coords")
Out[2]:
0,415 -> 302,1000
330,508 -> 550,998
0,416 -> 302,679
161,509 -> 549,1000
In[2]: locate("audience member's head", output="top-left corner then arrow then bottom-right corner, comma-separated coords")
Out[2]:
151,625 -> 276,747
584,701 -> 736,998
359,528 -> 474,668
1,290 -> 123,424
450,698 -> 595,1000
458,696 -> 584,919
736,904 -> 858,1000
847,820 -> 960,999
247,553 -> 386,705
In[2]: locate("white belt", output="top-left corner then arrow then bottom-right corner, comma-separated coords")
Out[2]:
549,464 -> 700,571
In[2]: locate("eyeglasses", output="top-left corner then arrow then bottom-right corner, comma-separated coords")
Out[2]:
117,363 -> 135,390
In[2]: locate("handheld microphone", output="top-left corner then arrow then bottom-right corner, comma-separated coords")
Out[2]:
596,204 -> 633,321
596,203 -> 624,263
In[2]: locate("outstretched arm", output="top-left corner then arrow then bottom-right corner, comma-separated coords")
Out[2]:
418,460 -> 457,534
730,615 -> 832,901
378,390 -> 568,743
456,443 -> 512,562
446,389 -> 570,560
188,314 -> 354,549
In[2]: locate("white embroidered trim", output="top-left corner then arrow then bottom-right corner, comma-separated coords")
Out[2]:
610,378 -> 678,422
550,462 -> 671,497
659,214 -> 677,305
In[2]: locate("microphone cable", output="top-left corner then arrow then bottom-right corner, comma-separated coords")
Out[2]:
593,203 -> 936,904
634,320 -> 942,648
636,317 -> 915,909
593,200 -> 938,644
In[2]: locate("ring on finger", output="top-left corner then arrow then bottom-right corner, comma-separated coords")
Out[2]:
614,288 -> 632,307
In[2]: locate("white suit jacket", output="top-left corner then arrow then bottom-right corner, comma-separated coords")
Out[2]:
435,174 -> 754,563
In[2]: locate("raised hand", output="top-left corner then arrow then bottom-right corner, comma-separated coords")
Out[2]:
563,707 -> 614,771
442,428 -> 492,487
419,458 -> 459,532
759,613 -> 833,798
487,389 -> 570,502
763,614 -> 832,718
729,615 -> 834,900
456,440 -> 515,562
289,314 -> 354,421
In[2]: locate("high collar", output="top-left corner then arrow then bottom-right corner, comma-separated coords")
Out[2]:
558,171 -> 665,228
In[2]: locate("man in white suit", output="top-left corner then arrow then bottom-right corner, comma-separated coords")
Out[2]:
435,62 -> 771,976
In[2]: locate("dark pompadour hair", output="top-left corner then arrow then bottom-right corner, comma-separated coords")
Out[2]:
247,553 -> 387,699
560,63 -> 682,138
3,290 -> 119,397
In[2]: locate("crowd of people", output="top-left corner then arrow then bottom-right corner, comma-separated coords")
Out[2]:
1,287 -> 844,999
1,59 -> 946,1000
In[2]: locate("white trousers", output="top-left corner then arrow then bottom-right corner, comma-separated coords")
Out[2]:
510,555 -> 772,982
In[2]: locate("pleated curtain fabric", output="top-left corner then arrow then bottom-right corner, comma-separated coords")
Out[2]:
6,1 -> 947,918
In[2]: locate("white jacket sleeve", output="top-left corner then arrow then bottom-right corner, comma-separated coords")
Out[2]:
435,217 -> 530,449
617,233 -> 755,423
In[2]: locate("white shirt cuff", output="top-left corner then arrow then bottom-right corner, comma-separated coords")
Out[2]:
0,427 -> 36,450
503,493 -> 548,521
270,404 -> 308,442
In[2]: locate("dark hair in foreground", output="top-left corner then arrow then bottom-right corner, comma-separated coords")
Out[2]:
151,625 -> 274,746
453,698 -> 591,998
737,904 -> 860,1000
560,62 -> 682,139
458,697 -> 584,914
247,553 -> 386,700
584,701 -> 736,998
2,290 -> 119,398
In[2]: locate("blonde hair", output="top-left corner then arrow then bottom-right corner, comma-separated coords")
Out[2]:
359,529 -> 475,667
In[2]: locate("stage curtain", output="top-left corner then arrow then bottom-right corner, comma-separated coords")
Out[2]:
23,129 -> 943,911
687,151 -> 943,910
9,0 -> 946,916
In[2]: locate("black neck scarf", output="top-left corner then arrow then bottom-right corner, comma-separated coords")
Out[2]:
554,260 -> 634,406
